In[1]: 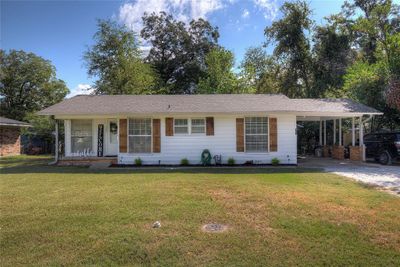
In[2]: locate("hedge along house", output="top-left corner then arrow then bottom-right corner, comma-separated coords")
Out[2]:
38,94 -> 382,165
0,117 -> 31,157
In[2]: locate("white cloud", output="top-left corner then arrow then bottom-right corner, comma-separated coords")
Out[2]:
67,84 -> 94,98
118,0 -> 225,33
253,0 -> 278,20
242,8 -> 250,18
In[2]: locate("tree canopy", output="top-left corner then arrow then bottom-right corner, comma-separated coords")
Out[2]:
84,20 -> 158,95
141,12 -> 220,94
0,49 -> 69,121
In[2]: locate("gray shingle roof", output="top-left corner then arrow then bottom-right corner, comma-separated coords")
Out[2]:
0,117 -> 31,127
37,94 -> 382,116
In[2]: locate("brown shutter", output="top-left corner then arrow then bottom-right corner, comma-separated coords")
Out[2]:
165,117 -> 174,136
236,118 -> 244,152
119,119 -> 127,153
206,117 -> 214,136
269,117 -> 278,152
152,119 -> 161,153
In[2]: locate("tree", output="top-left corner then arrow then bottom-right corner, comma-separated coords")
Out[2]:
239,46 -> 281,94
141,12 -> 219,94
198,48 -> 237,94
264,0 -> 313,98
84,20 -> 158,95
312,19 -> 355,97
0,50 -> 69,121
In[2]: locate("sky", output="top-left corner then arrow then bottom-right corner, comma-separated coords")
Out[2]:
1,0 -> 350,97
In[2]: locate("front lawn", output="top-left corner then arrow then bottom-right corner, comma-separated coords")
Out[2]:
1,156 -> 399,266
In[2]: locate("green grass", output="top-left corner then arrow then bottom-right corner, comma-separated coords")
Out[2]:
1,156 -> 399,266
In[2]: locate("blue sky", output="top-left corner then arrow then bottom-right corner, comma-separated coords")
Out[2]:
2,0 -> 350,97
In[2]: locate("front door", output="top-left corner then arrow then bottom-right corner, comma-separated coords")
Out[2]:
106,119 -> 118,156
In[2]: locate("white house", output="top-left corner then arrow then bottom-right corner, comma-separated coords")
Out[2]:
38,94 -> 381,165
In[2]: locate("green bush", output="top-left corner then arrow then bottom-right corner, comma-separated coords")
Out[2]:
134,157 -> 142,166
227,157 -> 235,165
180,158 -> 189,166
271,157 -> 280,166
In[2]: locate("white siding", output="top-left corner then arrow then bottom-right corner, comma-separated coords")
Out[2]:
118,114 -> 297,165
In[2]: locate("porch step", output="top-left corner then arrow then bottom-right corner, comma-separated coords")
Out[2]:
57,157 -> 117,166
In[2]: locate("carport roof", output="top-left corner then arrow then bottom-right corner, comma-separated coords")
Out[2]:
38,94 -> 382,116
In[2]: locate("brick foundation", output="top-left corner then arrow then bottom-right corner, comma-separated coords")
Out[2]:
322,146 -> 330,157
332,146 -> 345,160
349,146 -> 363,161
0,126 -> 21,156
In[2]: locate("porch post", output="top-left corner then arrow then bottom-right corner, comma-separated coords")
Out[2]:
339,118 -> 342,146
333,119 -> 336,145
319,119 -> 322,146
55,120 -> 59,160
352,117 -> 355,146
324,120 -> 327,145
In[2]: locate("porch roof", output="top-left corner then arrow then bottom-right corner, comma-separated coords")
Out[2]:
38,94 -> 382,117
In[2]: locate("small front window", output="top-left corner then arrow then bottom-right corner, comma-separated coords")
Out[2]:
191,118 -> 206,134
174,119 -> 189,134
71,120 -> 93,154
245,117 -> 268,152
128,118 -> 152,153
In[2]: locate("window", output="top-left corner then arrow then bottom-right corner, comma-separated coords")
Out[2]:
128,118 -> 152,153
71,120 -> 93,154
191,118 -> 205,134
174,119 -> 189,134
245,117 -> 268,152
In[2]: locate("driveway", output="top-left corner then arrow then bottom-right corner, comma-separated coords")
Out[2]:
299,157 -> 400,195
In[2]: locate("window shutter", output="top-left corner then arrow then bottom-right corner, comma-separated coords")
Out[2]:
119,119 -> 127,153
206,117 -> 214,136
269,117 -> 277,152
165,117 -> 174,136
153,119 -> 161,153
236,118 -> 244,152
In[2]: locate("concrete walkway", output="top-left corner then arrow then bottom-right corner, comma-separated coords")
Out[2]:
299,157 -> 400,195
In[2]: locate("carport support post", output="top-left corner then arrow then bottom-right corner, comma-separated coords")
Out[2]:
324,120 -> 327,145
339,118 -> 342,146
319,120 -> 322,146
352,117 -> 355,146
333,119 -> 336,145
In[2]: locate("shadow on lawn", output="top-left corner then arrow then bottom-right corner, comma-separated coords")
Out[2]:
0,164 -> 323,175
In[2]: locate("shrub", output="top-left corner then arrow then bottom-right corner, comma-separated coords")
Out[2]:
180,158 -> 189,166
135,157 -> 142,166
227,157 -> 235,165
271,157 -> 280,166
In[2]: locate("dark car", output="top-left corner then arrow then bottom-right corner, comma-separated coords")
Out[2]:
364,132 -> 400,165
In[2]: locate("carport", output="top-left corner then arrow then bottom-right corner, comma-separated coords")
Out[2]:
293,99 -> 383,161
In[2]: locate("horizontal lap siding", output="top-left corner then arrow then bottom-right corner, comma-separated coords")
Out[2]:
118,114 -> 297,165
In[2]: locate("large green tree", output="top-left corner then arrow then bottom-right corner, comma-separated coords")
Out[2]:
84,20 -> 158,95
141,12 -> 220,94
311,18 -> 355,97
239,46 -> 281,94
198,48 -> 237,94
0,50 -> 69,121
264,0 -> 313,98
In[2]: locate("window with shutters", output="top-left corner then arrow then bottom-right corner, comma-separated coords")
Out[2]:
128,118 -> 152,153
173,118 -> 206,135
191,118 -> 205,134
245,117 -> 268,152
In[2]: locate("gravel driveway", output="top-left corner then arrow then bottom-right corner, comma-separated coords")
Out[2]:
299,157 -> 400,195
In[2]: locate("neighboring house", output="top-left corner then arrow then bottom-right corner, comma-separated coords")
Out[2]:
38,94 -> 381,165
0,117 -> 31,157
